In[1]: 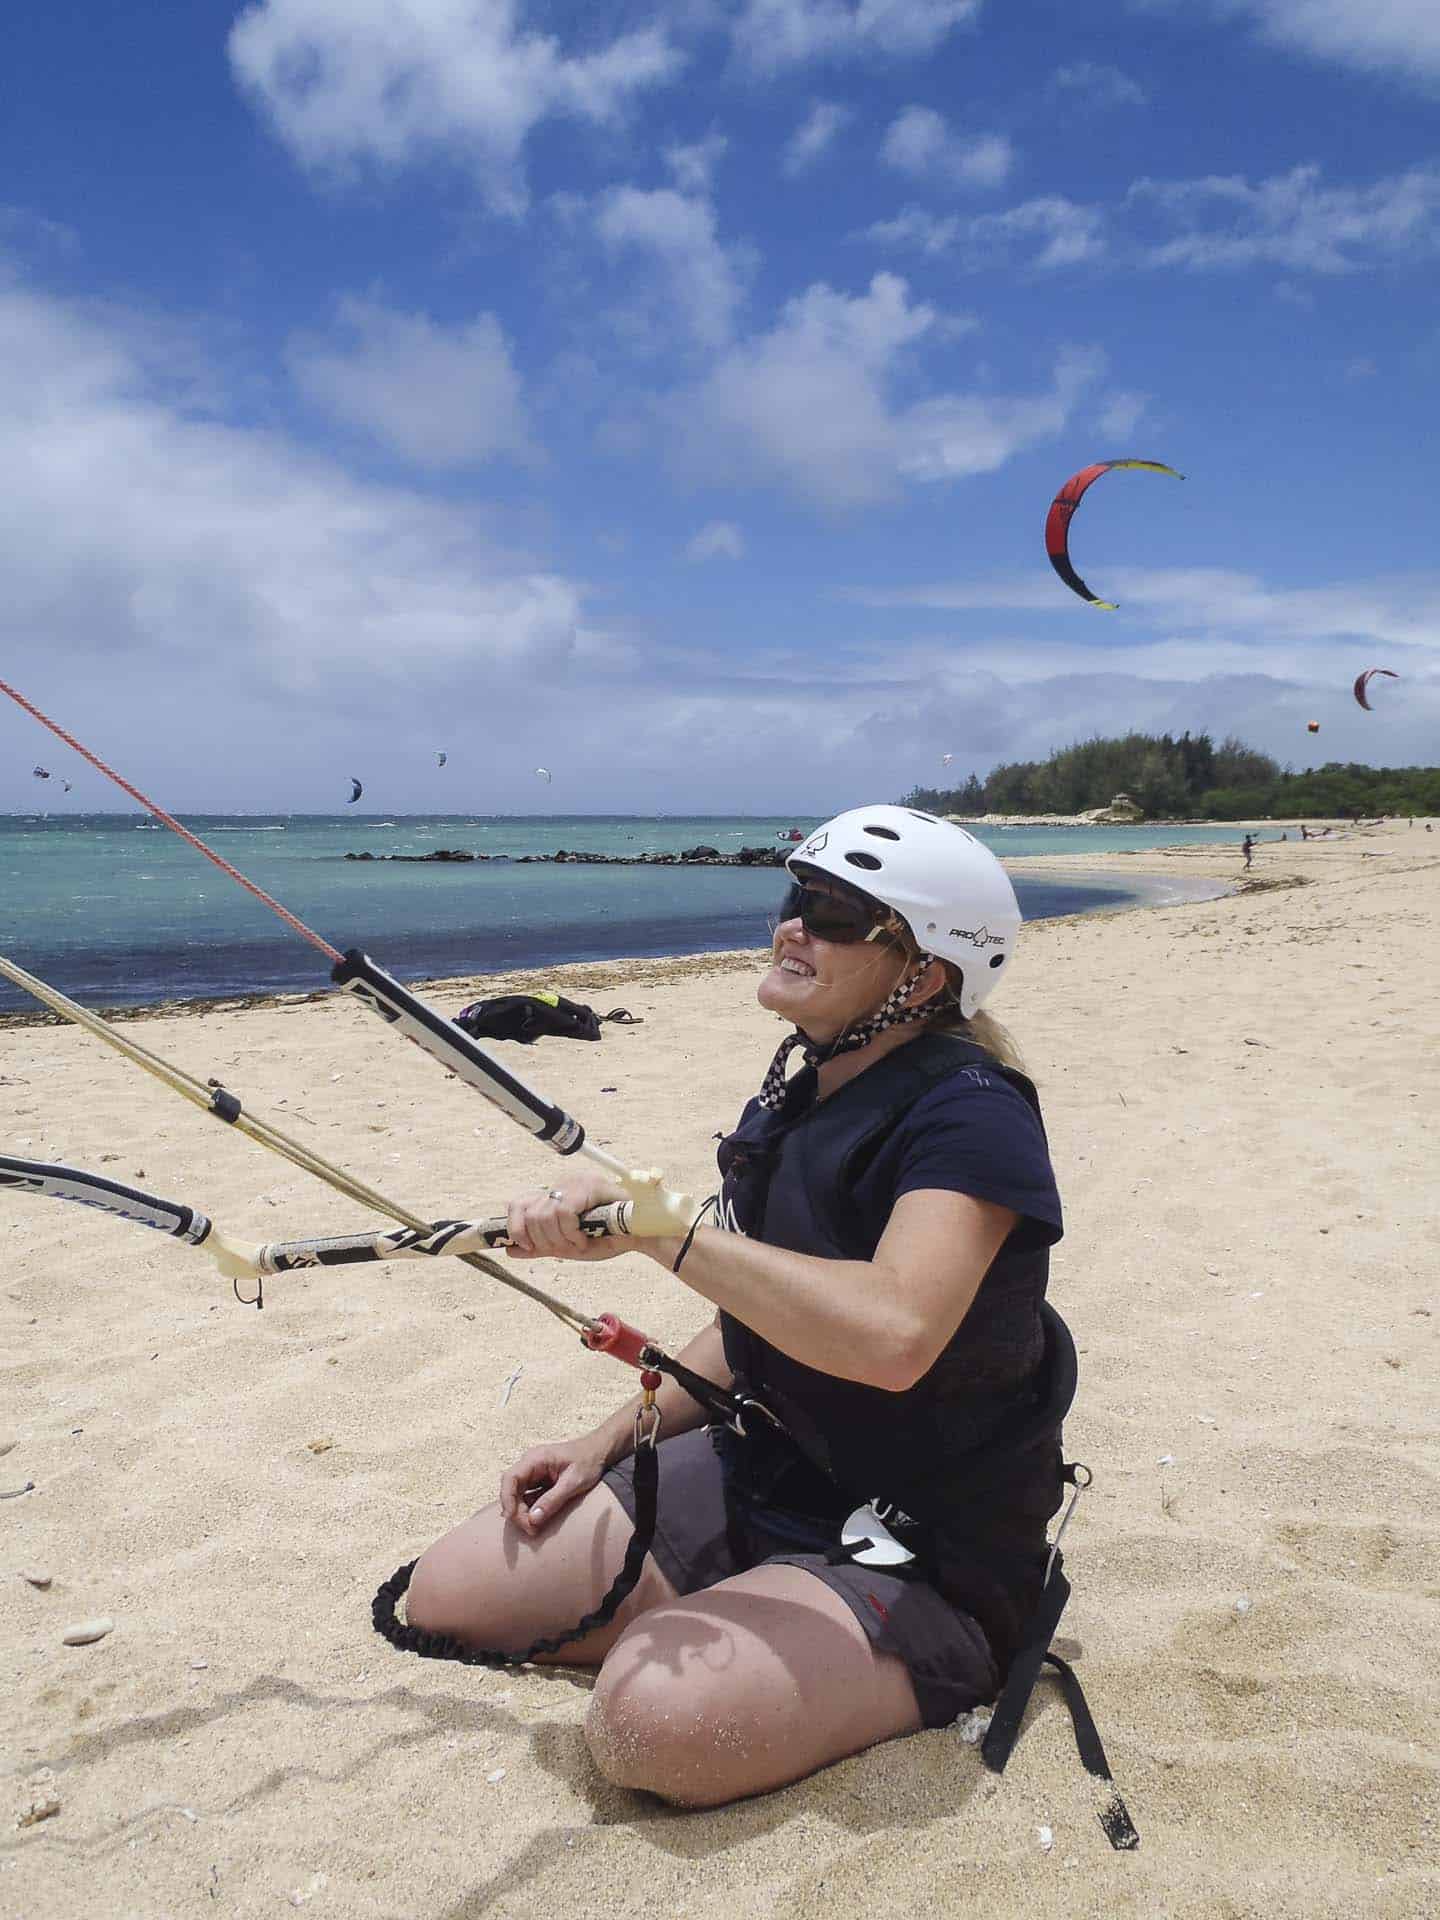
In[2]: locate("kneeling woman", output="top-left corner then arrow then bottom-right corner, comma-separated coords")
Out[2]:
406,806 -> 1065,1807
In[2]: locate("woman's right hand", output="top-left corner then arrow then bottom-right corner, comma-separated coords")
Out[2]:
499,1432 -> 617,1538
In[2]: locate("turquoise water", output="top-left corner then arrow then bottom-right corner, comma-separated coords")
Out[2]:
0,814 -> 1240,1012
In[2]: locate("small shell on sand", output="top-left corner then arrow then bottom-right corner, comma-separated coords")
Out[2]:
20,1569 -> 52,1589
1,1480 -> 35,1500
61,1617 -> 114,1646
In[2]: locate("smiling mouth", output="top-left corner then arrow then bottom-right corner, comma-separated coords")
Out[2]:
778,956 -> 815,978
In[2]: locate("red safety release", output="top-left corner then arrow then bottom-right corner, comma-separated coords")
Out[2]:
582,1312 -> 651,1369
639,1369 -> 663,1393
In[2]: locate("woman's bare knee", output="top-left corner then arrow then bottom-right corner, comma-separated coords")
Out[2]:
582,1571 -> 924,1807
584,1656 -> 728,1804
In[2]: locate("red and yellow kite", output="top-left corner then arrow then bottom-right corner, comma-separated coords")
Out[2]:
1046,459 -> 1184,610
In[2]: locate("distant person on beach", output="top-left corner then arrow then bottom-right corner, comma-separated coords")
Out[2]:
1242,834 -> 1255,869
407,808 -> 1066,1805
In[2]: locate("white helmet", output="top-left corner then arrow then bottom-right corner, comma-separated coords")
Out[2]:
787,804 -> 1020,1017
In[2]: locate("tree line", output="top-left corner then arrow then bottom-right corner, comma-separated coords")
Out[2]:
901,731 -> 1440,820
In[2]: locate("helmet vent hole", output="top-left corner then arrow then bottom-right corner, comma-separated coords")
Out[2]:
862,825 -> 900,840
844,851 -> 883,872
989,954 -> 1005,968
907,811 -> 937,822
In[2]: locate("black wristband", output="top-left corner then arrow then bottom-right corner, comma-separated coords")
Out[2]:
672,1195 -> 718,1274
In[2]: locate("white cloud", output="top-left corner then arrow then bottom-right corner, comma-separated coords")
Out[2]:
848,566 -> 1440,655
665,131 -> 727,196
674,272 -> 1097,507
732,0 -> 982,74
686,519 -> 746,561
596,186 -> 748,350
0,277 -> 584,727
880,107 -> 1015,190
1051,61 -> 1148,107
288,296 -> 534,468
1231,0 -> 1440,85
1096,389 -> 1150,439
965,195 -> 1108,268
1130,162 -> 1440,272
860,207 -> 962,255
782,100 -> 853,175
836,570 -> 1440,766
0,206 -> 80,260
228,0 -> 682,214
895,345 -> 1105,483
861,194 -> 1105,268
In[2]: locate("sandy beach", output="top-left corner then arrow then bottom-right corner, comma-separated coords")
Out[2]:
3,819 -> 1438,1918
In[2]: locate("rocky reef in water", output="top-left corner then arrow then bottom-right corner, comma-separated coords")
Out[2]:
344,845 -> 788,867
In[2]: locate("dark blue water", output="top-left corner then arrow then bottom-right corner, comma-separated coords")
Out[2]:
0,813 -> 1200,1013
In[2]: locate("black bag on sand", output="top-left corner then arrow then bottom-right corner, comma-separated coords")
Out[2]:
453,992 -> 640,1045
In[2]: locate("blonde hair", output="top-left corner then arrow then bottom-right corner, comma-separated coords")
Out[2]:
890,928 -> 1025,1072
931,996 -> 1025,1073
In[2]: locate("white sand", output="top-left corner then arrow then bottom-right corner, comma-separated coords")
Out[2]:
3,820 -> 1438,1916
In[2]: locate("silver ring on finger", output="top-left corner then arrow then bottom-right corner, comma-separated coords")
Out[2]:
547,1188 -> 566,1202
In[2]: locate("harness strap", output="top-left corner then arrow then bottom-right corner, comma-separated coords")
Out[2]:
372,1434 -> 659,1667
980,1555 -> 1140,1851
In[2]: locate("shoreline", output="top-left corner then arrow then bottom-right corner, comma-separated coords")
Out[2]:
0,869 -> 1224,1033
7,813 -> 1423,1031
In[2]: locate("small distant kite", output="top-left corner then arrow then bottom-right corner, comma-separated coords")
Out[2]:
941,753 -> 954,767
1352,668 -> 1398,712
535,767 -> 552,784
32,765 -> 51,780
1306,722 -> 1320,735
62,781 -> 72,793
436,751 -> 448,767
1045,459 -> 1184,610
347,777 -> 363,805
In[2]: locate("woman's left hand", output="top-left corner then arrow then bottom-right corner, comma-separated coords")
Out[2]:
504,1173 -> 636,1262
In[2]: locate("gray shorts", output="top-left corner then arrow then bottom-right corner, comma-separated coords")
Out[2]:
604,1426 -> 998,1729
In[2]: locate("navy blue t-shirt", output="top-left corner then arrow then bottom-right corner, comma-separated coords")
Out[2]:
723,1060 -> 1062,1260
846,1065 -> 1063,1256
715,1046 -> 1069,1660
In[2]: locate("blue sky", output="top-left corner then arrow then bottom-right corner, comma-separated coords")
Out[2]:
2,0 -> 1437,813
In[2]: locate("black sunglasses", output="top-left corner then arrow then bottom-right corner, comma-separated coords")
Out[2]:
777,880 -> 899,946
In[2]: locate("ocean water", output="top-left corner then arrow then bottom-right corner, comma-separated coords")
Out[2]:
0,813 -> 1239,1013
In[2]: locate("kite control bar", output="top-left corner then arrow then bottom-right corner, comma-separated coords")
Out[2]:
0,1154 -> 637,1270
331,949 -> 701,1236
0,1154 -> 657,1364
332,949 -> 588,1154
0,1155 -> 215,1246
0,1153 -> 729,1411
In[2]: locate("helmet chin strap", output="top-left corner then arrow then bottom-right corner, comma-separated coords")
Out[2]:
758,957 -> 937,1112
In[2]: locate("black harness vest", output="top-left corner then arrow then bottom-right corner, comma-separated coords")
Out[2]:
715,1034 -> 1063,1667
